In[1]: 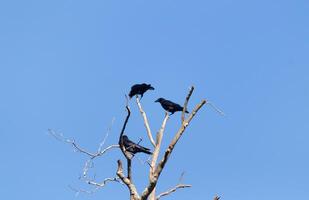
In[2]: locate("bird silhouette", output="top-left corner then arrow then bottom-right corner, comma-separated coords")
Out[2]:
129,83 -> 154,99
155,98 -> 189,115
120,135 -> 152,155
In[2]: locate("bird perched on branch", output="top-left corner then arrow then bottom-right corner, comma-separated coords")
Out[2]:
155,98 -> 189,115
129,83 -> 154,99
120,135 -> 152,155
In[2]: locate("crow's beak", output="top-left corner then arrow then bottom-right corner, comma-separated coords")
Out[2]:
155,99 -> 159,103
149,86 -> 155,90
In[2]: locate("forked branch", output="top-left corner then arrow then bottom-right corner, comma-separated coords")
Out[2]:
155,100 -> 206,175
141,87 -> 207,200
156,184 -> 192,200
117,102 -> 140,200
151,112 -> 169,173
156,172 -> 191,200
117,160 -> 140,200
48,120 -> 120,192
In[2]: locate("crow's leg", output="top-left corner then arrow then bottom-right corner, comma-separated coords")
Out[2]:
169,112 -> 175,116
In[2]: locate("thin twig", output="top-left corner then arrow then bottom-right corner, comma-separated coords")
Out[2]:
68,185 -> 98,196
81,144 -> 119,179
207,101 -> 225,116
98,117 -> 116,152
48,129 -> 96,157
178,171 -> 185,183
71,142 -> 97,157
156,184 -> 192,200
156,172 -> 191,200
137,137 -> 143,145
48,129 -> 119,159
48,124 -> 120,192
182,86 -> 194,122
86,177 -> 122,187
82,159 -> 94,178
95,144 -> 119,157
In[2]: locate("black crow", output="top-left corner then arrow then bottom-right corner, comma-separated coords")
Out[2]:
120,135 -> 152,155
155,98 -> 189,115
129,83 -> 154,99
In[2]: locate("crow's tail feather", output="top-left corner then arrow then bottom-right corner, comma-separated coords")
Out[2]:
139,147 -> 152,155
143,149 -> 152,155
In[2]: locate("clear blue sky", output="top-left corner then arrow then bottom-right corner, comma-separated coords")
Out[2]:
0,0 -> 308,199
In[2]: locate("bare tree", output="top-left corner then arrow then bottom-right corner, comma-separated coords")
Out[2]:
50,86 -> 220,200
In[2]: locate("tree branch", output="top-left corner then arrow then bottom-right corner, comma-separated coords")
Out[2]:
68,185 -> 98,196
156,184 -> 192,200
182,86 -> 194,122
48,129 -> 96,157
119,106 -> 131,140
86,177 -> 122,187
48,129 -> 119,159
48,124 -> 121,192
119,105 -> 133,160
95,144 -> 119,158
148,112 -> 169,200
136,97 -> 156,147
49,129 -> 119,181
151,112 -> 169,174
117,160 -> 140,200
80,145 -> 119,181
127,159 -> 132,180
156,172 -> 191,200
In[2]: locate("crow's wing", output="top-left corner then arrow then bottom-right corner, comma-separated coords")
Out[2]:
123,138 -> 137,149
162,99 -> 182,111
135,144 -> 152,154
135,144 -> 150,151
129,84 -> 140,97
124,138 -> 151,154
